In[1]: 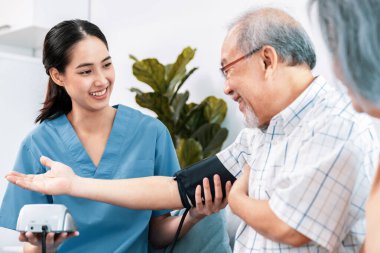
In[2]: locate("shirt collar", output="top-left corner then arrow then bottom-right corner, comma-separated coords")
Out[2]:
269,76 -> 329,135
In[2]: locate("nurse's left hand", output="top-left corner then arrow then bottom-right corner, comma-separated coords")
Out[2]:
189,174 -> 232,221
20,231 -> 79,253
5,156 -> 79,196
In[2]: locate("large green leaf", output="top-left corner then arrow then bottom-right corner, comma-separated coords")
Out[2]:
166,47 -> 196,94
132,59 -> 167,93
171,91 -> 189,124
184,102 -> 197,112
135,93 -> 173,124
191,124 -> 228,157
166,64 -> 186,96
173,102 -> 198,138
169,67 -> 198,104
176,138 -> 203,168
203,96 -> 227,124
183,102 -> 207,133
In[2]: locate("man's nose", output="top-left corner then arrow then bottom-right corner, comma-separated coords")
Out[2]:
224,81 -> 233,95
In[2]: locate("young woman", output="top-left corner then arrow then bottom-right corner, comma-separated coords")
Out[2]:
0,19 -> 227,253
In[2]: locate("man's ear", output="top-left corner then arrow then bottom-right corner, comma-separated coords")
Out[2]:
260,46 -> 278,80
48,68 -> 65,86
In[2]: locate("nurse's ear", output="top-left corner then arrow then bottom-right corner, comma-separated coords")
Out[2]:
49,67 -> 65,87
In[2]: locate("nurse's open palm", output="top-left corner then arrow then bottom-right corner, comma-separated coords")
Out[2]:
5,156 -> 77,195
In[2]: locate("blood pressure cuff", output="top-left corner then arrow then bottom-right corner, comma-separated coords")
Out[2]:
174,156 -> 236,209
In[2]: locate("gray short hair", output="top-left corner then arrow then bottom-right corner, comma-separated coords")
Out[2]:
229,8 -> 316,70
313,0 -> 380,105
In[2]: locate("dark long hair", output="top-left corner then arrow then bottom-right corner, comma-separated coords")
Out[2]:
35,19 -> 109,123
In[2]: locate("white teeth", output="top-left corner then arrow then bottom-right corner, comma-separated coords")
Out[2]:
90,88 -> 107,97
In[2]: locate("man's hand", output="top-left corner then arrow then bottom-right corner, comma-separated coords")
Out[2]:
189,174 -> 232,221
5,156 -> 78,195
21,231 -> 79,253
228,164 -> 250,212
230,165 -> 250,195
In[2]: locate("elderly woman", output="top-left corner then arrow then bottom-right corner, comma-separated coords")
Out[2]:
314,0 -> 380,252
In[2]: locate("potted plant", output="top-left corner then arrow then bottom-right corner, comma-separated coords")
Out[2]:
130,47 -> 228,168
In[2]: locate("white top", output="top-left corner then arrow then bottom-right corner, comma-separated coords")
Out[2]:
218,76 -> 379,253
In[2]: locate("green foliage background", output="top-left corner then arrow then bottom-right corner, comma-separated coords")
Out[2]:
130,47 -> 228,168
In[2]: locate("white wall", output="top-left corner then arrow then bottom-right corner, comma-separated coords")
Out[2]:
0,53 -> 46,251
0,0 -> 372,251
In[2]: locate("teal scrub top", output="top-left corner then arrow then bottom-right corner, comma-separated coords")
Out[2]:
0,105 -> 180,253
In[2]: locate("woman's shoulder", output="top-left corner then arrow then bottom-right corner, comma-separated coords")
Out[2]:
21,116 -> 64,146
117,104 -> 168,131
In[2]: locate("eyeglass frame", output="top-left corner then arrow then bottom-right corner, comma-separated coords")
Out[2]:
220,46 -> 262,78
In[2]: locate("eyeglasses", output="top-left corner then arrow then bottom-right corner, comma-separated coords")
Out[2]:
220,47 -> 262,78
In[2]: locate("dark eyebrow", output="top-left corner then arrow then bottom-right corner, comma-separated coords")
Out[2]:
76,56 -> 112,69
102,56 -> 112,63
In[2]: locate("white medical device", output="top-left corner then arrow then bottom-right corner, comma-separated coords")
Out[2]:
16,204 -> 77,232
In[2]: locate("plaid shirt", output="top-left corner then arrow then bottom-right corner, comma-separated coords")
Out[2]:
218,76 -> 379,253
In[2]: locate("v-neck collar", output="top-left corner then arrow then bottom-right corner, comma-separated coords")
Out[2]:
51,105 -> 128,178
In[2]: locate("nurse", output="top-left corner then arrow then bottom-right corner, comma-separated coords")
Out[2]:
0,19 -> 222,253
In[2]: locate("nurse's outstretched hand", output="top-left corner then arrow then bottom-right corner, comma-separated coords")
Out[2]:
5,156 -> 78,195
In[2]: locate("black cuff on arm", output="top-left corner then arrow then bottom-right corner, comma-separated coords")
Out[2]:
174,156 -> 236,209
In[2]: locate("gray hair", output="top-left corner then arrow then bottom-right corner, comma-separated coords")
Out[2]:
229,7 -> 316,69
313,0 -> 380,105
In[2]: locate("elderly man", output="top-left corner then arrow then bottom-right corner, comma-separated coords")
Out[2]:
216,7 -> 378,253
4,7 -> 379,253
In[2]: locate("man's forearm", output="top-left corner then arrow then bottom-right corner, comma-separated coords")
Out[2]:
229,194 -> 310,246
71,176 -> 184,210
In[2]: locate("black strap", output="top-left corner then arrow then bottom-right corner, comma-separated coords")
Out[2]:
41,225 -> 48,253
169,208 -> 189,253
